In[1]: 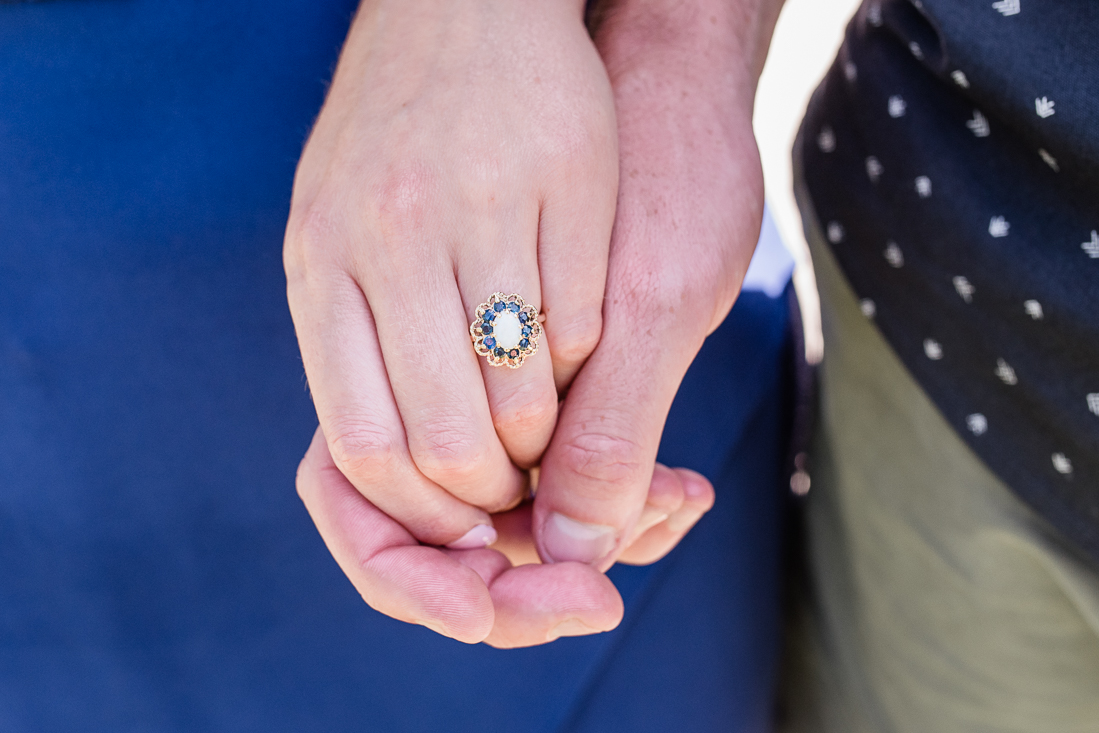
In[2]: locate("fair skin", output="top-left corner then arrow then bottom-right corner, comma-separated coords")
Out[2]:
285,0 -> 783,647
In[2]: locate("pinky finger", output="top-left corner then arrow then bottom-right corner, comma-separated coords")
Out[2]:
616,467 -> 715,566
296,427 -> 496,643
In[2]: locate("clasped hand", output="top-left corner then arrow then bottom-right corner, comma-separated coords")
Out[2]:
284,0 -> 765,648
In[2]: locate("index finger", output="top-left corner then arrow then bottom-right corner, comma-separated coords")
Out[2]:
299,427 -> 625,647
296,428 -> 496,643
532,262 -> 704,571
285,252 -> 494,546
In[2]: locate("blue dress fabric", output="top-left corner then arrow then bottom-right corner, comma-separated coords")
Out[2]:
0,2 -> 791,730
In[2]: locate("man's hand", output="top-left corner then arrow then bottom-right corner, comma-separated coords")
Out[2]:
529,0 -> 784,569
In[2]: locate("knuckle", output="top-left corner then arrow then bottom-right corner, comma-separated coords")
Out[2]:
368,164 -> 434,239
558,430 -> 644,490
550,130 -> 594,169
326,420 -> 398,484
618,256 -> 690,316
542,116 -> 608,170
409,418 -> 489,486
612,255 -> 723,337
455,158 -> 510,216
408,513 -> 461,546
493,382 -> 558,436
294,455 -> 312,502
284,201 -> 348,283
548,310 -> 603,365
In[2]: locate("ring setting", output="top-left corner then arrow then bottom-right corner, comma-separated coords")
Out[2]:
470,292 -> 541,368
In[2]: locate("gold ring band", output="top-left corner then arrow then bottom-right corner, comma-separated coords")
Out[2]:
470,292 -> 541,369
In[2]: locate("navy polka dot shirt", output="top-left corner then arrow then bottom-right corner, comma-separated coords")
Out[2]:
800,0 -> 1099,561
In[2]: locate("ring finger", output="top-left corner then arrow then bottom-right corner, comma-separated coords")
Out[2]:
361,225 -> 528,512
458,214 -> 558,468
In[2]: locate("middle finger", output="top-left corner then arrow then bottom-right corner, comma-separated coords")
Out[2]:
361,231 -> 527,513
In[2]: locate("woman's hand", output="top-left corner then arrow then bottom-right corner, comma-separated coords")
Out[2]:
286,0 -> 619,541
284,0 -> 620,644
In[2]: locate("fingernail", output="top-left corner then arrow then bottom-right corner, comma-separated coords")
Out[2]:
546,617 -> 600,642
446,524 -> 498,550
541,512 -> 617,565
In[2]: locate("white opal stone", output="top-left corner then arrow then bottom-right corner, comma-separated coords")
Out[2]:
492,310 -> 522,350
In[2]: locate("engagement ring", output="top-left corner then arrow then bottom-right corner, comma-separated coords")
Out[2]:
470,292 -> 541,368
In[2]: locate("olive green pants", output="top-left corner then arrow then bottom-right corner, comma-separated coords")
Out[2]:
778,181 -> 1099,732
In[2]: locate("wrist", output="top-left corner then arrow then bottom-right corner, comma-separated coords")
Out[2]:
357,0 -> 590,30
592,0 -> 784,109
592,0 -> 776,333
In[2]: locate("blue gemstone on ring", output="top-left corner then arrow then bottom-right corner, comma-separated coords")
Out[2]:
508,349 -> 519,358
518,312 -> 528,323
493,302 -> 506,312
484,337 -> 496,349
519,338 -> 529,349
481,324 -> 493,335
521,326 -> 532,337
494,347 -> 505,357
507,302 -> 520,313
482,311 -> 495,322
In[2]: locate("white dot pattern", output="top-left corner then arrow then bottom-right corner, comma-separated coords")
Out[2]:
866,156 -> 884,182
802,0 -> 1099,560
967,413 -> 989,435
953,276 -> 975,303
884,241 -> 904,268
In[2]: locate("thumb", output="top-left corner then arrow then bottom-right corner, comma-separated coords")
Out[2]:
532,278 -> 704,571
